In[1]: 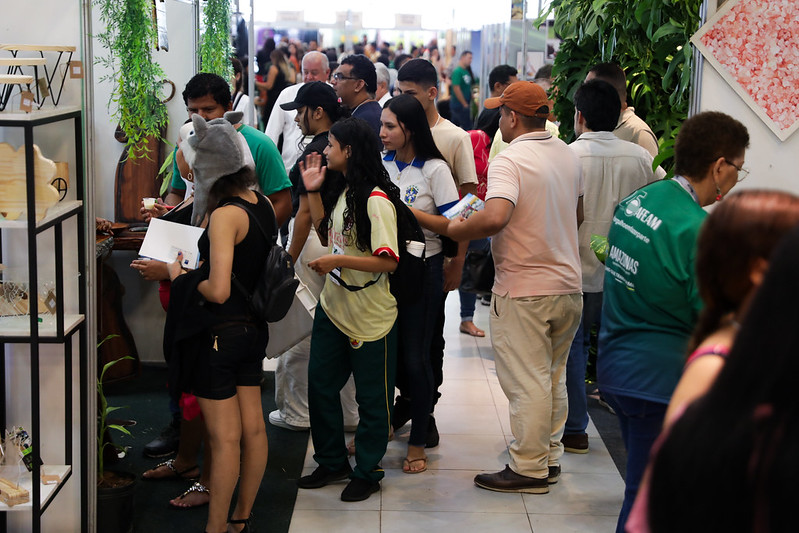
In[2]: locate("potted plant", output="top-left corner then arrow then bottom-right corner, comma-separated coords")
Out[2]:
199,0 -> 233,79
94,0 -> 168,159
96,352 -> 136,533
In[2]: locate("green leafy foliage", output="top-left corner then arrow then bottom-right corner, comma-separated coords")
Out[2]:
200,0 -> 233,79
95,0 -> 169,159
96,336 -> 134,481
536,0 -> 702,171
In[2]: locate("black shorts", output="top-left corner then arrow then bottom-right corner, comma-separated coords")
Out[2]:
190,322 -> 268,400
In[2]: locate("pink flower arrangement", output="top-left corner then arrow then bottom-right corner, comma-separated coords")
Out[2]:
700,0 -> 799,132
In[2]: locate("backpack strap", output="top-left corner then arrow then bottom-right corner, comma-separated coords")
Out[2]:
221,196 -> 278,299
327,269 -> 381,292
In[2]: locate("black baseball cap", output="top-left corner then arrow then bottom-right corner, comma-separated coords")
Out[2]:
280,81 -> 338,111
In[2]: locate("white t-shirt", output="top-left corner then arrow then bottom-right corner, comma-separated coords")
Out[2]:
382,154 -> 459,256
232,92 -> 255,127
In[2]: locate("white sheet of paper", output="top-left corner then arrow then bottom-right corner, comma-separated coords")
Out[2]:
138,218 -> 205,269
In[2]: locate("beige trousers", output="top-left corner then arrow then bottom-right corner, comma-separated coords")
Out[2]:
490,292 -> 582,479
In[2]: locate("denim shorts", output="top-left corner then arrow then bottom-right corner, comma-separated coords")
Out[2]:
191,322 -> 268,400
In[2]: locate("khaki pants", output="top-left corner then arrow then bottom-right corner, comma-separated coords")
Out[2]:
490,292 -> 582,478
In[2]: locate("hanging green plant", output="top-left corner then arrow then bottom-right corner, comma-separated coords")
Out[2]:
199,0 -> 233,79
536,0 -> 702,172
95,0 -> 169,159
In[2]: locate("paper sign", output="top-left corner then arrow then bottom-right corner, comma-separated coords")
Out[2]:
138,218 -> 205,269
19,91 -> 34,112
69,61 -> 83,79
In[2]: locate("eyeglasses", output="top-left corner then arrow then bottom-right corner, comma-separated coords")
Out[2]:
724,159 -> 750,182
333,72 -> 359,82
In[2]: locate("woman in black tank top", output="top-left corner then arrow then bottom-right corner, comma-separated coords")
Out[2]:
168,162 -> 273,533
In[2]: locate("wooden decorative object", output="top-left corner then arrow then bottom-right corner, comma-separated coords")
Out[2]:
0,142 -> 60,221
0,477 -> 29,507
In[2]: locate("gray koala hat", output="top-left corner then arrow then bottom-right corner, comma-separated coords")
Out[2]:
179,110 -> 254,225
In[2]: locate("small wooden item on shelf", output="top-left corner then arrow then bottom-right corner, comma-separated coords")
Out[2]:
0,477 -> 29,507
0,142 -> 60,221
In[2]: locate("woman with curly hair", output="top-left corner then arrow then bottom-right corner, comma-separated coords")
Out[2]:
296,117 -> 403,502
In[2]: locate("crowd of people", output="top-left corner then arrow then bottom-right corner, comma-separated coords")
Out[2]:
128,34 -> 799,533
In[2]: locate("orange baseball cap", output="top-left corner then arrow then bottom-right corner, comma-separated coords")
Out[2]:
484,81 -> 550,118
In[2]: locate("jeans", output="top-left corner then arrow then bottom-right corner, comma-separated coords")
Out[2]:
450,103 -> 471,131
565,292 -> 603,435
459,238 -> 491,322
601,392 -> 667,533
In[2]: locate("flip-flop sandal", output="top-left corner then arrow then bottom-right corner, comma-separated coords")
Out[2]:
142,458 -> 200,480
459,322 -> 485,337
402,456 -> 428,474
169,481 -> 210,509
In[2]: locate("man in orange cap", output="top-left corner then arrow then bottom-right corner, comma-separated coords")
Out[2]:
447,81 -> 584,494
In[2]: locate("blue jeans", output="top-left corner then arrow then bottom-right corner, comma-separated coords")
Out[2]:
565,292 -> 603,435
601,392 -> 667,533
450,103 -> 471,130
459,238 -> 490,322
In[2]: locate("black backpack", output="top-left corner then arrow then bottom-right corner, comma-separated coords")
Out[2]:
327,200 -> 426,306
227,199 -> 299,323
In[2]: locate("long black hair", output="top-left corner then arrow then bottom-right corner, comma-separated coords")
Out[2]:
383,94 -> 446,162
648,225 -> 799,532
321,117 -> 404,253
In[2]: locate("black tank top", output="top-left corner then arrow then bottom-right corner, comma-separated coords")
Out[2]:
198,194 -> 274,319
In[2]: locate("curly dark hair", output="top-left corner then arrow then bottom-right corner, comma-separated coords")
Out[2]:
674,111 -> 749,181
182,72 -> 231,108
321,117 -> 404,253
206,167 -> 257,216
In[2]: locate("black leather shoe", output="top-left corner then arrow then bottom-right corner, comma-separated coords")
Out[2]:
143,418 -> 180,458
340,477 -> 380,502
548,465 -> 561,484
297,463 -> 352,489
425,415 -> 439,448
474,465 -> 550,494
391,396 -> 412,431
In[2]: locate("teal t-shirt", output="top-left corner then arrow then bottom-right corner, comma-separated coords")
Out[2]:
449,65 -> 473,110
171,124 -> 291,196
597,179 -> 706,404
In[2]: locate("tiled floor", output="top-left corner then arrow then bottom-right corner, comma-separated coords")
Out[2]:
272,296 -> 624,532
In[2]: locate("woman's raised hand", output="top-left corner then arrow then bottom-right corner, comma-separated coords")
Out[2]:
299,152 -> 327,192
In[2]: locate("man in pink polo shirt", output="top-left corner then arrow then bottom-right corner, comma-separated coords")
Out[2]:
448,81 -> 584,494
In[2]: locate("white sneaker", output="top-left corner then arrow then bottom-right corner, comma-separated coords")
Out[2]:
268,410 -> 309,431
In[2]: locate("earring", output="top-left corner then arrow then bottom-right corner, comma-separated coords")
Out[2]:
715,184 -> 722,202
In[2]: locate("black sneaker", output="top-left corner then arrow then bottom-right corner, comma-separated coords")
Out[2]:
340,477 -> 380,502
425,415 -> 439,448
297,463 -> 353,489
391,396 -> 412,431
143,419 -> 180,458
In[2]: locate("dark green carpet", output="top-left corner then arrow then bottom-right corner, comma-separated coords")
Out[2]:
104,365 -> 309,533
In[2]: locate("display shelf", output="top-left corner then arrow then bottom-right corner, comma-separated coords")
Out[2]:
0,200 -> 82,230
0,464 -> 71,512
0,105 -> 81,124
0,314 -> 84,341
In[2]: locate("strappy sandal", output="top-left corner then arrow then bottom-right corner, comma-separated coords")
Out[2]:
228,513 -> 254,533
402,456 -> 428,474
169,481 -> 210,509
142,458 -> 200,480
